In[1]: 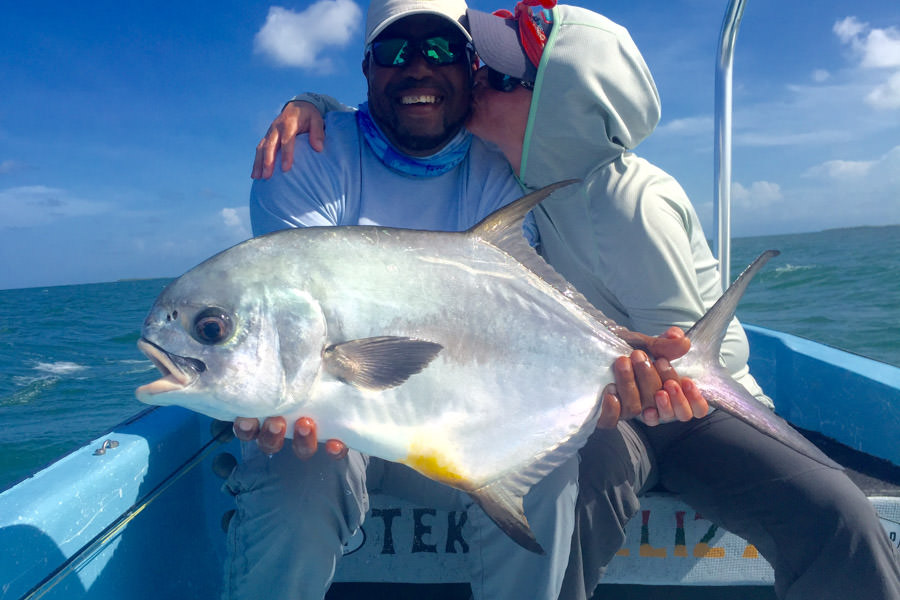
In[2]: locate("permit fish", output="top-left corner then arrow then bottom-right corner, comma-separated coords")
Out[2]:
136,181 -> 827,554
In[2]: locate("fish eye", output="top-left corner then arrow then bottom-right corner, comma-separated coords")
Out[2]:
191,307 -> 233,345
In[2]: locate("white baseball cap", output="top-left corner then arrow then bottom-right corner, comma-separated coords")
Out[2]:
365,0 -> 472,46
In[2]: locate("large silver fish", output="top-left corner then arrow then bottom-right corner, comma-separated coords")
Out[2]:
136,181 -> 827,553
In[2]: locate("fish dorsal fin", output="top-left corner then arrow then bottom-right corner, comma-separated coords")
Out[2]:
468,180 -> 579,251
685,250 -> 779,361
469,180 -> 632,350
322,336 -> 443,390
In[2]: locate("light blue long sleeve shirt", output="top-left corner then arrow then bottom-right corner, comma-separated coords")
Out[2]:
250,112 -> 524,236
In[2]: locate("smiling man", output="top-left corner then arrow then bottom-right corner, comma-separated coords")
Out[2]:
249,2 -> 524,236
239,1 -> 581,599
363,14 -> 473,154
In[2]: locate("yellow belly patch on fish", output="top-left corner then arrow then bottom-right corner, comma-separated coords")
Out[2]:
401,441 -> 471,489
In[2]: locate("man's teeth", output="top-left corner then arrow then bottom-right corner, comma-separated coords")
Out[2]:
401,95 -> 438,105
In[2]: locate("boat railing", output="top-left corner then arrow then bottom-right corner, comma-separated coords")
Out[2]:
714,0 -> 748,291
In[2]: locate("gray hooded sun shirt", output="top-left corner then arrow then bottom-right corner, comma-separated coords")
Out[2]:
518,5 -> 769,405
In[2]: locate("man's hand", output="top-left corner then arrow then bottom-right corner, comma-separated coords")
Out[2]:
596,327 -> 708,429
233,416 -> 348,460
251,100 -> 326,180
617,325 -> 691,362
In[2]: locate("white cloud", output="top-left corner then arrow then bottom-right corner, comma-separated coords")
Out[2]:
834,16 -> 900,110
221,207 -> 242,228
805,145 -> 900,182
834,16 -> 867,44
746,146 -> 900,235
867,70 -> 900,109
812,69 -> 830,83
732,181 -> 783,209
254,0 -> 362,69
655,116 -> 712,137
804,158 -> 876,179
736,128 -> 849,148
221,206 -> 251,240
0,185 -> 109,228
858,25 -> 900,69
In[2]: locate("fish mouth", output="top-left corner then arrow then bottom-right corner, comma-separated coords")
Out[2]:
136,338 -> 206,398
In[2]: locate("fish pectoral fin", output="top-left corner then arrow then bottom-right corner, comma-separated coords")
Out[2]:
322,336 -> 443,390
470,478 -> 545,555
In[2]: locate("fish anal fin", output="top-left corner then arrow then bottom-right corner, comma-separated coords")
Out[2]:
322,336 -> 442,390
470,478 -> 545,555
464,394 -> 603,555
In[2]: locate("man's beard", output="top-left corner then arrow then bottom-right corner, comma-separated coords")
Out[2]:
384,115 -> 467,153
368,84 -> 470,155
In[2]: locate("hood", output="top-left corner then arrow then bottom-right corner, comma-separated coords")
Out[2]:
520,5 -> 660,188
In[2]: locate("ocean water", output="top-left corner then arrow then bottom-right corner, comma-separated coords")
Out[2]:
1,225 -> 898,491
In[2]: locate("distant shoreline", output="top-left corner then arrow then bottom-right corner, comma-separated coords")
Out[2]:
4,223 -> 899,292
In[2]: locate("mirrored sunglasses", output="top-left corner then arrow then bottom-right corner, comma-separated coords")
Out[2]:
368,36 -> 472,68
486,67 -> 535,93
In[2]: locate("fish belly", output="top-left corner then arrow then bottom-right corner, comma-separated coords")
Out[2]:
301,242 -> 622,490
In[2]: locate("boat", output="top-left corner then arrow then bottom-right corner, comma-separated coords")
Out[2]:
3,324 -> 898,599
2,2 -> 898,599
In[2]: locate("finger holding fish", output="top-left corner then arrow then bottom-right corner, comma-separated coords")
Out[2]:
232,415 -> 348,460
605,351 -> 704,427
679,378 -> 708,421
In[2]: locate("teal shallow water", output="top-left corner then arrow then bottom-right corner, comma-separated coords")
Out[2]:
1,225 -> 898,490
731,225 -> 900,366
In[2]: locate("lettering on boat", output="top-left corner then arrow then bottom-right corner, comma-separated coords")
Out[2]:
343,506 -> 469,556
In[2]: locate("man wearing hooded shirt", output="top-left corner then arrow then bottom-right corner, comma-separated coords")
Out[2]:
229,0 -> 704,599
256,2 -> 900,599
462,2 -> 900,599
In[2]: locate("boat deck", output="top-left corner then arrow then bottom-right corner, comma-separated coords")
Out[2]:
324,430 -> 900,600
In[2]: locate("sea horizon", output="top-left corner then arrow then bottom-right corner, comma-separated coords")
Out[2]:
2,222 -> 899,293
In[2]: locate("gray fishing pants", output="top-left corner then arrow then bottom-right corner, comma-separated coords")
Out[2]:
222,442 -> 578,600
560,410 -> 900,599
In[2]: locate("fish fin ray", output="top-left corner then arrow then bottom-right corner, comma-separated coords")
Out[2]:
468,180 -> 579,249
470,398 -> 604,554
701,366 -> 839,468
685,250 -> 836,466
470,478 -> 544,554
322,336 -> 442,390
685,250 -> 779,364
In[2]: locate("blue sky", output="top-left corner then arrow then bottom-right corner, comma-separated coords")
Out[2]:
1,0 -> 898,290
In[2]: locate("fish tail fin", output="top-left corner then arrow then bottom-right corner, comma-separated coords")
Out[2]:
685,250 -> 779,361
685,250 -> 836,467
693,365 -> 838,468
469,476 -> 545,555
